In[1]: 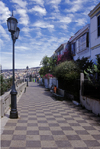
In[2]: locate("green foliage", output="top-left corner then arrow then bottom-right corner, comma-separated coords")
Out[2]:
40,55 -> 50,66
96,55 -> 100,71
75,57 -> 93,72
39,66 -> 50,77
84,64 -> 100,85
39,55 -> 57,76
0,75 -> 12,96
49,56 -> 57,73
54,60 -> 80,81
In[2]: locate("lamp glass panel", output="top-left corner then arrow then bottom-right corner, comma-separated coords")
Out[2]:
14,27 -> 20,39
7,21 -> 10,31
10,19 -> 17,31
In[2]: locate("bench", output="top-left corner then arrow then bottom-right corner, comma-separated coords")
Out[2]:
52,88 -> 65,100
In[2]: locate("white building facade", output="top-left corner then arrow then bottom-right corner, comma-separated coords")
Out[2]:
88,2 -> 100,64
69,24 -> 90,61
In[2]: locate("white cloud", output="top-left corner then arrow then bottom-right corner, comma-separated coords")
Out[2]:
60,24 -> 68,29
0,25 -> 10,40
10,0 -> 27,8
0,1 -> 11,24
16,8 -> 29,26
65,0 -> 84,13
29,6 -> 47,16
46,0 -> 61,12
11,0 -> 29,26
21,27 -> 30,33
1,52 -> 12,69
82,5 -> 97,16
59,16 -> 72,23
29,0 -> 44,7
0,39 -> 4,47
16,46 -> 31,51
47,0 -> 61,5
75,18 -> 87,26
32,21 -> 54,29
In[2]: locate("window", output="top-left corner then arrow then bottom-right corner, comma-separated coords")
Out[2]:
98,15 -> 100,37
76,32 -> 89,52
71,42 -> 75,55
86,32 -> 89,47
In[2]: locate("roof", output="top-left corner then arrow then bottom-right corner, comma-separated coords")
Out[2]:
55,42 -> 68,53
69,24 -> 90,42
88,2 -> 100,18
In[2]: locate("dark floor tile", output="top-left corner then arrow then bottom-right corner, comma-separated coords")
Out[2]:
64,118 -> 74,120
75,130 -> 89,135
84,140 -> 100,147
54,116 -> 62,118
49,123 -> 59,127
28,117 -> 37,120
74,147 -> 89,149
92,135 -> 100,140
46,118 -> 55,120
56,140 -> 72,147
39,127 -> 50,130
69,123 -> 80,126
61,126 -> 73,130
90,123 -> 100,126
42,148 -> 57,149
1,140 -> 11,147
77,120 -> 87,123
67,135 -> 81,140
27,130 -> 39,135
38,120 -> 47,123
10,147 -> 25,149
5,123 -> 16,126
27,123 -> 38,126
51,131 -> 64,135
15,126 -> 27,130
18,120 -> 27,123
57,120 -> 66,123
3,130 -> 14,135
26,141 -> 41,147
83,126 -> 96,130
12,135 -> 26,140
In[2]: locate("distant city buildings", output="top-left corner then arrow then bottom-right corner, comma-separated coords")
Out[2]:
1,67 -> 41,80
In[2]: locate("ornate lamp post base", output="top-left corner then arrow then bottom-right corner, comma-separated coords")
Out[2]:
10,90 -> 18,119
10,111 -> 18,119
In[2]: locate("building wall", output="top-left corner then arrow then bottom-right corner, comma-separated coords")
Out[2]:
90,15 -> 100,48
90,14 -> 100,63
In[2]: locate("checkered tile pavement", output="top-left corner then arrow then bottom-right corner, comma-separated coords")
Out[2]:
1,82 -> 100,149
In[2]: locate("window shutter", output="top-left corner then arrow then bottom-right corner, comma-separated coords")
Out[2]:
86,32 -> 89,47
98,16 -> 100,37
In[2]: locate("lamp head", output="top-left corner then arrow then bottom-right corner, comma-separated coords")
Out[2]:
7,11 -> 18,33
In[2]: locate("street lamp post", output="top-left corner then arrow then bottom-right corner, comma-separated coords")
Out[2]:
26,66 -> 28,86
7,12 -> 20,119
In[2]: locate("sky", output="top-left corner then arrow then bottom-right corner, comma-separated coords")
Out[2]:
0,0 -> 99,69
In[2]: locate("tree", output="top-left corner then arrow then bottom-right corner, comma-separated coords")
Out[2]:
40,55 -> 50,67
39,55 -> 57,77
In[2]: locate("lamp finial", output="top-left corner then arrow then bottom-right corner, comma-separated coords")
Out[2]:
12,10 -> 13,16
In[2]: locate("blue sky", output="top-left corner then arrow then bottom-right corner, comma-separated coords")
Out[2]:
0,0 -> 99,69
